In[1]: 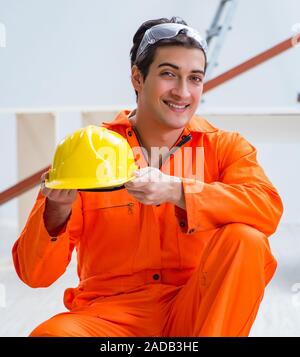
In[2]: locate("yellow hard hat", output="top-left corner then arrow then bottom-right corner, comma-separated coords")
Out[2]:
45,125 -> 138,191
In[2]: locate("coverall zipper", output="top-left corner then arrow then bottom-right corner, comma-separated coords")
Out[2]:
132,126 -> 192,169
160,134 -> 192,169
100,202 -> 134,214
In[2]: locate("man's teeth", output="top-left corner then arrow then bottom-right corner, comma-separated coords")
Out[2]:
167,102 -> 188,109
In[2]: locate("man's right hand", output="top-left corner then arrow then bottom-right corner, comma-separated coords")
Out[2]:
40,171 -> 77,236
40,172 -> 77,206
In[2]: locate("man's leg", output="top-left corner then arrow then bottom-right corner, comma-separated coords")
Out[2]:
30,284 -> 168,337
163,223 -> 277,337
29,311 -> 128,337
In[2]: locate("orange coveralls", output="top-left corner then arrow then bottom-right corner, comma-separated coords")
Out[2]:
12,110 -> 283,337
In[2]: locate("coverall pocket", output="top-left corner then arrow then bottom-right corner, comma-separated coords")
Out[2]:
80,191 -> 139,245
84,201 -> 135,214
82,190 -> 136,214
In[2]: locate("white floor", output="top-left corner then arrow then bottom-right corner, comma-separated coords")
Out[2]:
0,222 -> 299,337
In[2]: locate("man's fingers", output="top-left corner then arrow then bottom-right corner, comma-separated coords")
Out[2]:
40,170 -> 77,202
126,188 -> 146,196
126,175 -> 157,187
66,189 -> 77,196
40,182 -> 51,197
40,171 -> 49,183
127,191 -> 148,203
125,181 -> 149,190
135,167 -> 157,176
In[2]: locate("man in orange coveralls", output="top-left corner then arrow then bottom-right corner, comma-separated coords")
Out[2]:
12,17 -> 283,337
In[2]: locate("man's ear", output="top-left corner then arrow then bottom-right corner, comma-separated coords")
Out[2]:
131,65 -> 143,93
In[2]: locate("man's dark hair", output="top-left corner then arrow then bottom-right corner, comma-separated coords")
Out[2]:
130,16 -> 207,99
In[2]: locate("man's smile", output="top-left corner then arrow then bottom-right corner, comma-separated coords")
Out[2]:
163,100 -> 190,113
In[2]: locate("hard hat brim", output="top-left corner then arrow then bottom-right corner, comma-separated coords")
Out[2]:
45,175 -> 136,190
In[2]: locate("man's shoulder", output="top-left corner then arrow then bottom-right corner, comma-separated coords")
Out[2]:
187,114 -> 219,133
190,115 -> 246,140
191,116 -> 255,154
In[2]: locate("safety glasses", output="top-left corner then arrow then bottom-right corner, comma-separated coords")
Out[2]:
136,23 -> 208,61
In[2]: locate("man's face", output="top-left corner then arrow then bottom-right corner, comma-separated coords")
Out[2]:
133,46 -> 206,130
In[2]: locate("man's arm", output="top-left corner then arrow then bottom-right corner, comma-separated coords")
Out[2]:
175,132 -> 283,236
40,171 -> 77,236
44,199 -> 72,237
125,132 -> 283,236
12,173 -> 82,288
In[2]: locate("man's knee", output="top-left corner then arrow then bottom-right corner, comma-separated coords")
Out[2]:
30,322 -> 55,337
29,313 -> 74,337
221,223 -> 277,284
29,311 -> 116,337
220,223 -> 268,253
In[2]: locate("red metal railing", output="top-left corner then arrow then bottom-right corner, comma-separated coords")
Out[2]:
0,166 -> 50,205
0,36 -> 298,205
203,37 -> 296,92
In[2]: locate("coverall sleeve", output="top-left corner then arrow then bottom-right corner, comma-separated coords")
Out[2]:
175,132 -> 283,236
12,191 -> 83,288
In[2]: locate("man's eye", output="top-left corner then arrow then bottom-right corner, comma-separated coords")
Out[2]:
161,72 -> 174,77
191,76 -> 203,83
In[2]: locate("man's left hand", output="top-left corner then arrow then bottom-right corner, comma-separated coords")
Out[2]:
124,167 -> 185,209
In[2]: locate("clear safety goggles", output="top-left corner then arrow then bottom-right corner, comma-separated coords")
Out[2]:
136,23 -> 208,61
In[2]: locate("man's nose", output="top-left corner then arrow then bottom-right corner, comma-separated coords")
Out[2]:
170,80 -> 190,99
